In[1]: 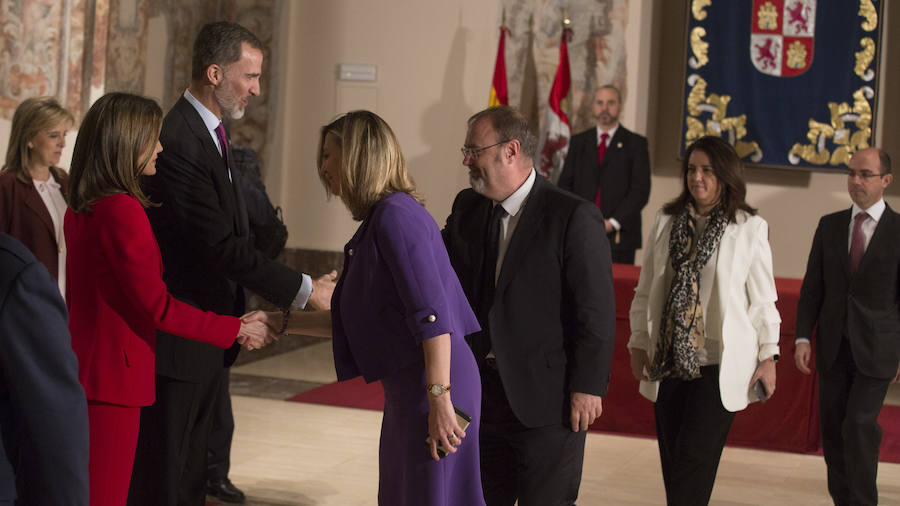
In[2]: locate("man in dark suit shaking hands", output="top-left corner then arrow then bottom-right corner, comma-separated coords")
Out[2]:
558,85 -> 650,264
129,22 -> 335,505
443,107 -> 616,505
795,147 -> 900,506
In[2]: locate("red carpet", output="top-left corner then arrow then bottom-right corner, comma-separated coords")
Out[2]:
287,376 -> 384,411
287,378 -> 900,464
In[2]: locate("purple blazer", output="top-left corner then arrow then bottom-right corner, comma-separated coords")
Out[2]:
332,192 -> 480,382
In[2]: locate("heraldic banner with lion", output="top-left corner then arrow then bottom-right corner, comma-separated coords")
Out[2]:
680,0 -> 884,170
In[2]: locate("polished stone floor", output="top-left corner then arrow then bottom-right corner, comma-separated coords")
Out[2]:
212,335 -> 900,505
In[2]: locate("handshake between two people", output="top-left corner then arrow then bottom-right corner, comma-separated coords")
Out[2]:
236,310 -> 278,351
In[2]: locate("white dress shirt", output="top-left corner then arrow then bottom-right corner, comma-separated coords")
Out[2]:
182,90 -> 312,308
32,175 -> 67,296
848,198 -> 885,251
494,168 -> 537,282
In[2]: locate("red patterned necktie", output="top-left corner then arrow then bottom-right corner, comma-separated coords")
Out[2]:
849,212 -> 868,274
594,132 -> 610,208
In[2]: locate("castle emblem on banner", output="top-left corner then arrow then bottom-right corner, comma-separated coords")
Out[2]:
750,0 -> 816,77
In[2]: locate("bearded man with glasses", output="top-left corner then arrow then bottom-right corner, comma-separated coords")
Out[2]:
443,106 -> 616,506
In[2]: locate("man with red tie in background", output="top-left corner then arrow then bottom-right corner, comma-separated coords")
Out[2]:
558,85 -> 650,264
795,147 -> 900,506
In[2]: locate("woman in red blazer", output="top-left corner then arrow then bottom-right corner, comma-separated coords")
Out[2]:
0,97 -> 73,294
64,92 -> 271,506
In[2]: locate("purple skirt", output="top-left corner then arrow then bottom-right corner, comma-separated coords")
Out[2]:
377,335 -> 485,506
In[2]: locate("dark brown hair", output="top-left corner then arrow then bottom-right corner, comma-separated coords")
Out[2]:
596,84 -> 621,103
68,93 -> 162,213
191,21 -> 263,81
467,106 -> 538,159
663,135 -> 756,221
2,96 -> 73,183
877,148 -> 892,174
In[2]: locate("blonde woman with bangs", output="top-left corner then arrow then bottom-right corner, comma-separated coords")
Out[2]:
274,110 -> 486,505
0,97 -> 74,294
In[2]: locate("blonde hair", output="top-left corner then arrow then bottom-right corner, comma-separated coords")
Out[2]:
318,110 -> 422,220
2,96 -> 74,183
68,93 -> 162,213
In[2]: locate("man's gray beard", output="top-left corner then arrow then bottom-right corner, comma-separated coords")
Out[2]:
223,104 -> 245,120
469,176 -> 486,196
214,87 -> 245,120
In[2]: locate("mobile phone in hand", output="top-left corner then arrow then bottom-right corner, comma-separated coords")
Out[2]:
430,405 -> 472,458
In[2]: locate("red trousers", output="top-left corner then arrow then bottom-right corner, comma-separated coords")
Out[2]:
88,401 -> 141,506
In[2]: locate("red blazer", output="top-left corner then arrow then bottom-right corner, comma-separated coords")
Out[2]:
0,169 -> 68,280
65,193 -> 239,407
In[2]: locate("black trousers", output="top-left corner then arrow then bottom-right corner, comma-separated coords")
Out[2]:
128,372 -> 222,506
609,243 -> 636,265
654,365 -> 735,506
206,367 -> 235,483
479,364 -> 586,506
819,339 -> 891,506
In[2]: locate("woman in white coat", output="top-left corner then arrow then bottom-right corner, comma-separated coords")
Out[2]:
628,136 -> 780,506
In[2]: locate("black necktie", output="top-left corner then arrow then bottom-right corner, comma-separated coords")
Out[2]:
472,204 -> 506,359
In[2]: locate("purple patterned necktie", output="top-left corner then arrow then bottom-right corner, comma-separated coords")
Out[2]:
214,122 -> 230,170
849,212 -> 868,274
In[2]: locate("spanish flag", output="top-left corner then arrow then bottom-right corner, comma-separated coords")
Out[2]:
488,26 -> 508,107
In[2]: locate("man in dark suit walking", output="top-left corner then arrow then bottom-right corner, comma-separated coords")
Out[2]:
0,233 -> 89,506
795,147 -> 900,506
129,22 -> 335,505
558,85 -> 650,264
443,106 -> 616,505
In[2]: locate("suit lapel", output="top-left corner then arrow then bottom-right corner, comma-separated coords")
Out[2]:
714,221 -> 739,293
495,176 -> 546,296
472,199 -> 492,278
177,98 -> 243,234
836,208 -> 852,279
858,204 -> 895,275
601,126 -> 627,169
21,179 -> 55,236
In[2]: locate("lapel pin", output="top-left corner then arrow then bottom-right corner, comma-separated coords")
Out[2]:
616,142 -> 622,148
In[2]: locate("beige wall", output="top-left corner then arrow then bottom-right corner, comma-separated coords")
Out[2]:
272,0 -> 502,251
270,0 -> 652,256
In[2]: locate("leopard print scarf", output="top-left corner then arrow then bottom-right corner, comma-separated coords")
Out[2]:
649,203 -> 727,381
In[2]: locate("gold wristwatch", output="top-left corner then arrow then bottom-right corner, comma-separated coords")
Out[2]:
426,383 -> 451,397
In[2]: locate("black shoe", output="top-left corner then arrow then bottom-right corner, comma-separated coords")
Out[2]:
207,478 -> 246,503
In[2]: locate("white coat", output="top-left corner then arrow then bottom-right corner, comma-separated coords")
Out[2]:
628,209 -> 781,412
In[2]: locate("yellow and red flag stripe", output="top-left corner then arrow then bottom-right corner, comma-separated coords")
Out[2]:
488,26 -> 508,107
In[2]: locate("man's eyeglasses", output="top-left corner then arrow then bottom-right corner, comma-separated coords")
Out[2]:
461,140 -> 511,160
846,169 -> 885,180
